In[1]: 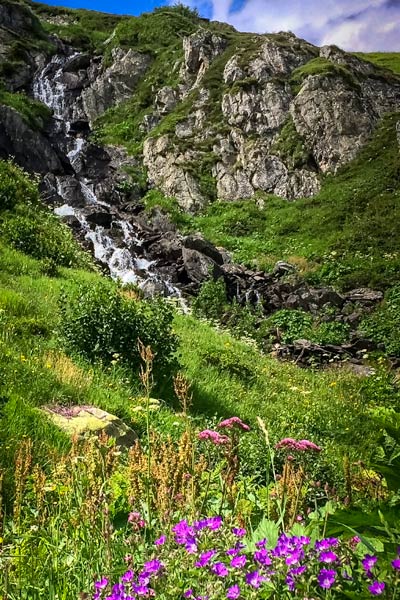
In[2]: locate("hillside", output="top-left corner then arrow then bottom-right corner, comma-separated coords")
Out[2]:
0,1 -> 400,598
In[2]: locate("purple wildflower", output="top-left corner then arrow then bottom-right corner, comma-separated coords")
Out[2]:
133,584 -> 152,596
245,570 -> 265,588
315,538 -> 339,551
275,437 -> 321,452
121,570 -> 134,583
128,511 -> 145,528
193,519 -> 209,531
318,569 -> 336,589
94,578 -> 108,590
198,430 -> 230,445
254,549 -> 272,566
232,527 -> 246,537
286,574 -> 296,592
154,534 -> 166,546
231,555 -> 247,569
286,550 -> 304,566
183,590 -> 193,598
207,516 -> 223,530
319,551 -> 338,564
226,547 -> 240,557
297,439 -> 322,452
392,558 -> 400,570
195,550 -> 217,567
212,562 -> 229,577
362,555 -> 377,572
143,559 -> 163,574
185,539 -> 198,554
255,538 -> 267,549
226,585 -> 241,599
291,566 -> 307,576
369,581 -> 385,596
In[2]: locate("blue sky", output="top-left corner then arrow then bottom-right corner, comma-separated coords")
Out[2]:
36,0 -> 400,50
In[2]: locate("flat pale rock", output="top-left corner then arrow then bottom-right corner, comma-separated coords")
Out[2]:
41,405 -> 137,447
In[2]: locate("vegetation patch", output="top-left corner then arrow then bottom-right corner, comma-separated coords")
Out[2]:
0,87 -> 51,129
360,285 -> 400,356
271,116 -> 313,169
30,0 -> 126,52
290,57 -> 360,94
355,51 -> 400,75
58,279 -> 178,384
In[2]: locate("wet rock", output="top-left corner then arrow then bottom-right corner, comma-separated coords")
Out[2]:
55,175 -> 87,207
183,234 -> 225,265
85,210 -> 112,228
60,214 -> 82,231
0,106 -> 63,173
182,248 -> 223,285
62,53 -> 91,72
272,261 -> 297,277
149,232 -> 183,262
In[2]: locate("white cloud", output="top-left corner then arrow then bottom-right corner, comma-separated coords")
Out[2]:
188,0 -> 400,51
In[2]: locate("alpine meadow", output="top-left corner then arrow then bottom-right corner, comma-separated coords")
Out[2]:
0,1 -> 400,598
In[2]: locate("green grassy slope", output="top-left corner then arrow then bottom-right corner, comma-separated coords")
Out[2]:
355,52 -> 400,75
1,160 -> 399,498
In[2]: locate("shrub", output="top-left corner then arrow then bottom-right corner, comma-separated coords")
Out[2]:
360,285 -> 400,355
266,309 -> 313,343
58,280 -> 179,384
193,278 -> 228,321
1,210 -> 89,268
309,321 -> 351,346
0,160 -> 39,211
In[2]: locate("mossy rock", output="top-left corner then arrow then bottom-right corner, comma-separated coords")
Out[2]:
41,405 -> 137,447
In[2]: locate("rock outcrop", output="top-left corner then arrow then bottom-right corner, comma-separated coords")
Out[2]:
0,105 -> 63,173
41,405 -> 137,447
82,49 -> 152,124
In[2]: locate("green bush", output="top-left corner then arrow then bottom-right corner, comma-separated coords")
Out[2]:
309,321 -> 351,345
1,210 -> 89,268
0,160 -> 39,210
360,285 -> 400,355
266,309 -> 313,343
193,278 -> 228,321
58,280 -> 179,384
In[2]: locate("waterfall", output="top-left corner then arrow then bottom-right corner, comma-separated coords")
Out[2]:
33,52 -> 184,301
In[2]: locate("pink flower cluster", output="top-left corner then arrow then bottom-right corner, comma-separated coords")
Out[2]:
218,417 -> 250,431
128,511 -> 146,529
198,430 -> 230,445
275,438 -> 322,453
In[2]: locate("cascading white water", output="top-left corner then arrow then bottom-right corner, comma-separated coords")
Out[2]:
33,53 -> 83,132
34,52 -> 185,302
